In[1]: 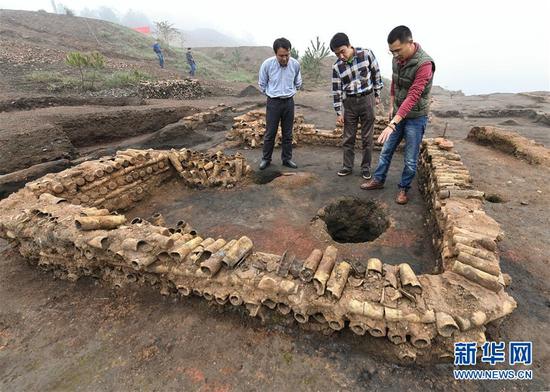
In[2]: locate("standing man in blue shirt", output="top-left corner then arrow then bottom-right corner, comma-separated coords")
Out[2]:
330,33 -> 383,180
152,41 -> 164,69
258,37 -> 302,170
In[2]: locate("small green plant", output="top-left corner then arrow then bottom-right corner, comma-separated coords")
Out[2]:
231,48 -> 241,70
65,51 -> 105,90
291,47 -> 299,60
104,70 -> 152,88
301,36 -> 331,85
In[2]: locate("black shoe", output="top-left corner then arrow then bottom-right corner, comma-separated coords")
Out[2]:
337,167 -> 352,176
362,169 -> 372,180
282,160 -> 298,169
259,159 -> 270,170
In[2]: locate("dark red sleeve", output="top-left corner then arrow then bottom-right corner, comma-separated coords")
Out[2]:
396,62 -> 433,118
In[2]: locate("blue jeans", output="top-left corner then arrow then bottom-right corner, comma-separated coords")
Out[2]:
189,62 -> 196,76
373,115 -> 428,190
156,52 -> 164,68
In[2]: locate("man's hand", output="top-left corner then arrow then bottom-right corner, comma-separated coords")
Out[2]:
377,125 -> 394,144
336,115 -> 344,126
375,96 -> 381,106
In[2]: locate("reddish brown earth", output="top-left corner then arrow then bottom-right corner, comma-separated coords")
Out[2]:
1,88 -> 549,391
1,9 -> 549,392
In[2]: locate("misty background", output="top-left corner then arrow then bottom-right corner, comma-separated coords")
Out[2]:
0,0 -> 549,95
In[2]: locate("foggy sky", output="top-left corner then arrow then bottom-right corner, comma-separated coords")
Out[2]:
1,0 -> 549,94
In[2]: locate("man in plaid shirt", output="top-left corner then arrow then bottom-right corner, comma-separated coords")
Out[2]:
330,32 -> 383,179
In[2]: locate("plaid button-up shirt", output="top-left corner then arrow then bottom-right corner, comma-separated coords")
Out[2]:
332,47 -> 383,115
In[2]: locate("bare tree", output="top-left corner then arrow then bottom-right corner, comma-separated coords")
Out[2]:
154,21 -> 177,47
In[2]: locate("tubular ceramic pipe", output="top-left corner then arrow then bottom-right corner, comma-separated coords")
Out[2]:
200,239 -> 237,277
75,215 -> 126,231
176,283 -> 191,296
129,254 -> 157,270
438,189 -> 485,199
456,251 -> 500,276
451,260 -> 502,292
366,258 -> 383,274
327,318 -> 345,331
169,236 -> 204,262
313,245 -> 338,295
365,319 -> 387,337
39,193 -> 67,205
150,212 -> 166,227
452,234 -> 496,252
196,238 -> 227,264
470,311 -> 487,327
387,322 -> 407,345
262,298 -> 277,309
87,235 -> 109,250
188,238 -> 216,264
454,243 -> 498,262
149,233 -> 174,249
435,312 -> 459,337
229,292 -> 243,306
148,225 -> 171,236
293,310 -> 309,324
234,158 -> 243,179
347,299 -> 385,320
399,263 -> 422,294
408,322 -> 436,349
222,236 -> 253,268
299,249 -> 323,282
349,319 -> 368,336
277,302 -> 291,315
326,261 -> 351,300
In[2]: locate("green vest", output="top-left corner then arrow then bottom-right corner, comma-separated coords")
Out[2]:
392,46 -> 435,118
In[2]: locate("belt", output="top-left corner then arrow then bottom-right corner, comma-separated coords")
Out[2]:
346,90 -> 373,98
268,95 -> 294,100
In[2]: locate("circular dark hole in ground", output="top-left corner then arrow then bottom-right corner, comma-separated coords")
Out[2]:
485,193 -> 505,203
251,170 -> 283,184
320,197 -> 390,243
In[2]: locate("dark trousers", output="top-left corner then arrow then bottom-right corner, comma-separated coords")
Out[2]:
342,93 -> 375,170
262,96 -> 294,162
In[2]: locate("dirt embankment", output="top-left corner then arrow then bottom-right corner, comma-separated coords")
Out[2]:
0,102 -> 196,174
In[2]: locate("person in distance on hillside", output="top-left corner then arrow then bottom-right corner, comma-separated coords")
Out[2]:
152,41 -> 164,69
186,48 -> 196,76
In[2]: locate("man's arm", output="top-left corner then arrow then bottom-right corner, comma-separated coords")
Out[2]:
258,60 -> 269,94
294,62 -> 302,91
332,66 -> 343,116
368,50 -> 383,97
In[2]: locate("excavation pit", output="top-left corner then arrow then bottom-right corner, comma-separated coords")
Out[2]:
250,169 -> 283,184
484,193 -> 506,203
0,137 -> 517,364
320,197 -> 389,243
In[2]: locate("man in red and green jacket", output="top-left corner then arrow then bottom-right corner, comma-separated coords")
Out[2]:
362,25 -> 435,205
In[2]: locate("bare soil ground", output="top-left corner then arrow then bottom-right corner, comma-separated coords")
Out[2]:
1,9 -> 549,392
1,88 -> 549,391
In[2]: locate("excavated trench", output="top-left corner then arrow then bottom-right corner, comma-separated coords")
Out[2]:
0,102 -> 240,198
